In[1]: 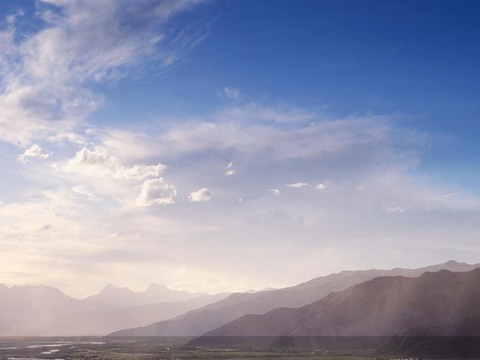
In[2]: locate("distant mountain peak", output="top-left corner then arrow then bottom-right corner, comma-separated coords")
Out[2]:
100,283 -> 135,294
145,283 -> 169,292
443,260 -> 461,265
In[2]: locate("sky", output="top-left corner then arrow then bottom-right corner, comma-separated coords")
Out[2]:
0,0 -> 479,298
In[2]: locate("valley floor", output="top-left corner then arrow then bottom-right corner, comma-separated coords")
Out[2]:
0,337 -> 376,360
1,336 -> 479,360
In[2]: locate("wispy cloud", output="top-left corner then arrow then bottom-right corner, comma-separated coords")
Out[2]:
0,0 -> 205,146
286,182 -> 308,189
224,160 -> 236,176
218,87 -> 240,100
48,132 -> 87,146
151,107 -> 416,164
218,102 -> 316,125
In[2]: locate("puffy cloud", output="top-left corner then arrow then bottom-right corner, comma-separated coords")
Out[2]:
286,182 -> 308,189
62,147 -> 165,180
136,178 -> 177,206
17,144 -> 50,163
315,183 -> 326,190
188,188 -> 212,202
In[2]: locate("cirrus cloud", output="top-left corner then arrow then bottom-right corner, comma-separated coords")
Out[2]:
0,0 -> 205,146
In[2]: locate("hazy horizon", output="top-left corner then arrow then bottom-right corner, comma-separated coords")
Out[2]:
1,0 -> 479,299
0,259 -> 475,299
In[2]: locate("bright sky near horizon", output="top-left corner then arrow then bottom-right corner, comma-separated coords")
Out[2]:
0,0 -> 479,298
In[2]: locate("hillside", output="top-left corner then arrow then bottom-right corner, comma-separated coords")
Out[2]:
202,268 -> 480,337
110,260 -> 479,336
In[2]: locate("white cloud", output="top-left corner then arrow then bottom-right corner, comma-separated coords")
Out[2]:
152,107 -> 415,164
269,189 -> 280,197
224,160 -> 236,176
315,183 -> 326,190
286,182 -> 308,189
48,132 -> 87,145
188,188 -> 212,202
71,185 -> 97,201
96,129 -> 157,161
0,0 -> 205,146
386,206 -> 406,213
220,87 -> 240,100
62,147 -> 166,180
136,178 -> 177,206
218,102 -> 316,125
17,144 -> 51,163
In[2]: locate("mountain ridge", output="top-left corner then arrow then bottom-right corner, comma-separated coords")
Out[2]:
0,282 -> 227,336
110,260 -> 480,337
201,268 -> 480,337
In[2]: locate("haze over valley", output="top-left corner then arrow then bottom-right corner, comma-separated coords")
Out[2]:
0,260 -> 479,339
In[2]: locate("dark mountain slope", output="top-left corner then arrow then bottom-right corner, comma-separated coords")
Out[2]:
203,268 -> 480,337
375,315 -> 480,358
110,260 -> 479,336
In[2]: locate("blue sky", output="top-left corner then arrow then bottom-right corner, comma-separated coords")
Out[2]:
0,0 -> 479,297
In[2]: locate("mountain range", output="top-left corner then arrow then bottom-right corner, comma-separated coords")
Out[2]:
202,268 -> 480,337
0,283 -> 227,336
110,260 -> 480,337
1,260 -> 478,337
